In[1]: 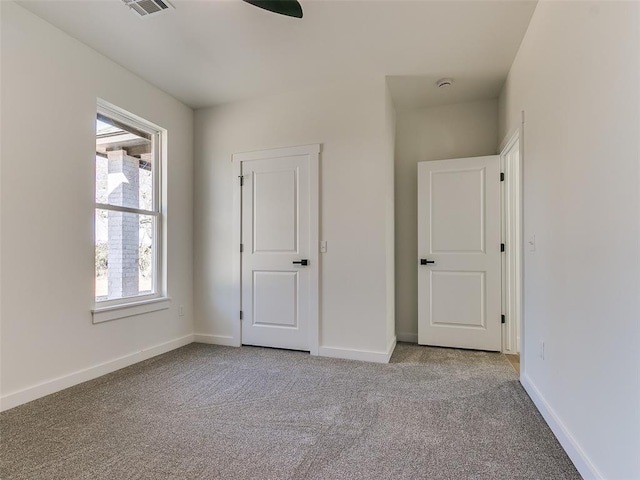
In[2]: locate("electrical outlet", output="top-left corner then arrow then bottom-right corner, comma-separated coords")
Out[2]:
528,234 -> 536,252
178,305 -> 184,317
539,341 -> 545,360
320,240 -> 327,253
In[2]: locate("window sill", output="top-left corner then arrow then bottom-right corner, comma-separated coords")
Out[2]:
92,297 -> 171,324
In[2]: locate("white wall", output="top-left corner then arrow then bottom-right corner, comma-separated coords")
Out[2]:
0,2 -> 194,409
499,2 -> 640,478
384,83 -> 397,349
394,100 -> 498,342
194,78 -> 396,360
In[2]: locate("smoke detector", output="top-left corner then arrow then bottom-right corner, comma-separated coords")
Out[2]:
436,78 -> 454,89
122,0 -> 174,17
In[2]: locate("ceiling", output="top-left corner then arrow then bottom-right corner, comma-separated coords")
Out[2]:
17,0 -> 537,110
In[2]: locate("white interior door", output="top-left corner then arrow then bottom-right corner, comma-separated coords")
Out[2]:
240,149 -> 317,351
417,156 -> 501,351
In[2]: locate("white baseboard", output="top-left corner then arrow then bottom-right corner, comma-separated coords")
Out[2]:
0,334 -> 194,412
386,335 -> 397,361
397,331 -> 418,343
0,333 -> 400,411
193,333 -> 240,347
521,373 -> 602,479
319,336 -> 397,364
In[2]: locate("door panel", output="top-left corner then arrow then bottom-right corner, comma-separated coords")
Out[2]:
431,271 -> 485,328
253,169 -> 298,253
418,156 -> 501,351
253,271 -> 298,327
242,154 -> 310,351
431,168 -> 485,253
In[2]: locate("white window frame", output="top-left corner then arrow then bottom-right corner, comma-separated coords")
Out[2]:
92,99 -> 169,323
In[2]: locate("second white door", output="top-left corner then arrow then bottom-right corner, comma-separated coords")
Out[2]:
417,156 -> 502,351
240,148 -> 317,351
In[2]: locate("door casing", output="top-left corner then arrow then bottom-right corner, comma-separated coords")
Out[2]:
499,113 -> 525,368
232,144 -> 320,354
500,130 -> 523,355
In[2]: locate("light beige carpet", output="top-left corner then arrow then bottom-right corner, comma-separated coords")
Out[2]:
0,343 -> 579,479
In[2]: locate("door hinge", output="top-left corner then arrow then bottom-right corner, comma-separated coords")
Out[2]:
501,243 -> 505,252
501,314 -> 506,324
240,310 -> 243,320
239,175 -> 244,186
500,172 -> 505,182
240,243 -> 244,253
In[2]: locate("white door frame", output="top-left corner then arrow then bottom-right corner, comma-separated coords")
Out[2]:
232,144 -> 320,355
499,112 -> 524,362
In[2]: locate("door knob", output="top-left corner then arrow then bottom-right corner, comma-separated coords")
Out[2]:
293,259 -> 309,266
420,259 -> 435,265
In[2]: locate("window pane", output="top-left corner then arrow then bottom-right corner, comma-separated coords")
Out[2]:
95,209 -> 155,301
95,117 -> 154,211
95,155 -> 108,204
138,159 -> 153,211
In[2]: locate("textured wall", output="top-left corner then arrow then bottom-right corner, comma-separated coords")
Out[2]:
0,2 -> 194,408
194,78 -> 395,357
499,1 -> 640,477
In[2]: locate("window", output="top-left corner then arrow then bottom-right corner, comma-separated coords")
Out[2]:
94,101 -> 166,317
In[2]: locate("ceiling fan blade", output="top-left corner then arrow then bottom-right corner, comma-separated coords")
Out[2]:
242,0 -> 303,18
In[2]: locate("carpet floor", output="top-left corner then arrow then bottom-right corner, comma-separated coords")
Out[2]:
1,343 -> 579,479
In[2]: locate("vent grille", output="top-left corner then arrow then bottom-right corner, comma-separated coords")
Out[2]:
122,0 -> 173,17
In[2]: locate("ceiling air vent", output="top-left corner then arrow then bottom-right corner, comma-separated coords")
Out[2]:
122,0 -> 173,17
